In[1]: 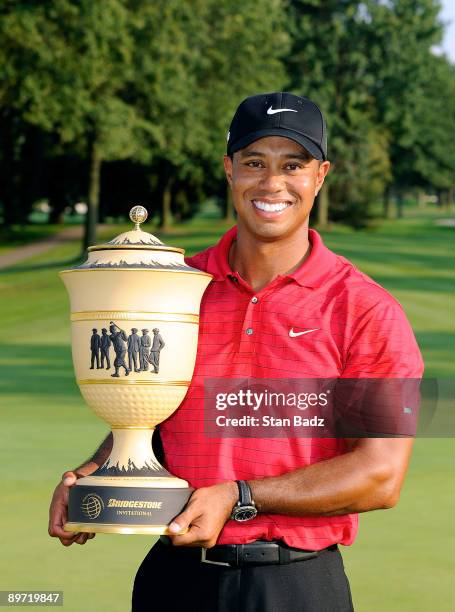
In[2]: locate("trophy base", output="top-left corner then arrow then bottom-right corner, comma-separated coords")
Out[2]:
65,477 -> 193,535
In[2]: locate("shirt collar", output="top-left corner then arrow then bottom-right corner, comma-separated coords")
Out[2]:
205,226 -> 237,282
205,226 -> 338,288
287,229 -> 339,288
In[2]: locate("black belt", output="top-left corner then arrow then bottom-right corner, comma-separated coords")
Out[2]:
159,536 -> 336,567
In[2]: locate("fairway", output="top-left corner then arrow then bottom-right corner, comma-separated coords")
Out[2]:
0,210 -> 454,611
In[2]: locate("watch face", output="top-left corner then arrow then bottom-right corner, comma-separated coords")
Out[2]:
233,506 -> 258,522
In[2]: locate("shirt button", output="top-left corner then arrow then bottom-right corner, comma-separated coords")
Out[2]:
251,296 -> 258,304
246,328 -> 254,336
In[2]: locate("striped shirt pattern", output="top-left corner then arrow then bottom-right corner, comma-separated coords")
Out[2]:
159,227 -> 424,549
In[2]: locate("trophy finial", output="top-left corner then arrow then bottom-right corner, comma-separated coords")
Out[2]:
129,205 -> 148,230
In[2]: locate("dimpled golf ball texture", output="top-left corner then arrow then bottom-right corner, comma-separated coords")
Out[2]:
80,384 -> 188,427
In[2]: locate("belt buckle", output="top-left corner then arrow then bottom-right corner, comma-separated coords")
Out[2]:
200,547 -> 231,567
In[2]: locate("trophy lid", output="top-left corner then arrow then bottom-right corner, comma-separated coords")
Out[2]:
88,206 -> 180,253
70,206 -> 206,272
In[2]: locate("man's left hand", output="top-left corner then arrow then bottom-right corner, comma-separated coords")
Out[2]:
167,481 -> 238,548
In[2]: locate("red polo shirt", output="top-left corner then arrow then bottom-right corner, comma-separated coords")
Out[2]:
160,227 -> 424,550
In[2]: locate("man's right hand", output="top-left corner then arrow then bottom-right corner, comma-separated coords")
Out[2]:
48,465 -> 97,546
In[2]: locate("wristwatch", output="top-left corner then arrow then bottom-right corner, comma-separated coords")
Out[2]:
230,480 -> 258,522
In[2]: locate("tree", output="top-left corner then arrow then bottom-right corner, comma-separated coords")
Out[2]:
365,0 -> 446,216
2,0 -> 452,234
286,1 -> 391,228
186,0 -> 290,220
0,1 -> 146,246
410,55 -> 455,204
128,0 -> 289,228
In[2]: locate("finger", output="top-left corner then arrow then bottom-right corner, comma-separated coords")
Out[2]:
49,518 -> 71,538
50,524 -> 71,538
60,537 -> 77,547
49,502 -> 69,538
167,521 -> 189,535
168,525 -> 205,547
59,532 -> 80,547
61,471 -> 77,487
167,507 -> 198,535
48,487 -> 68,524
75,533 -> 90,545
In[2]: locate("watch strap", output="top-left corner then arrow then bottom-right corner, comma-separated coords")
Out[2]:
236,480 -> 253,506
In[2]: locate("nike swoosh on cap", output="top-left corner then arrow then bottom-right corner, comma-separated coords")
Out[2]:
289,328 -> 319,337
267,106 -> 298,115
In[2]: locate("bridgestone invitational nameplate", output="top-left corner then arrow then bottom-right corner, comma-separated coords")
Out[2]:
68,486 -> 191,532
59,207 -> 211,535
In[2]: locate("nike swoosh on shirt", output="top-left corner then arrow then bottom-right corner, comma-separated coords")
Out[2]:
289,328 -> 320,337
267,106 -> 298,115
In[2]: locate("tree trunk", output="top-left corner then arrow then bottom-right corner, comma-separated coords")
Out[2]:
436,190 -> 442,208
447,188 -> 453,211
383,186 -> 392,219
224,184 -> 235,221
49,208 -> 65,224
84,141 -> 102,251
1,118 -> 36,227
317,182 -> 329,228
159,177 -> 173,230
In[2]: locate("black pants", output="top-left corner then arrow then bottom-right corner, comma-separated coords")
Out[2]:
132,540 -> 354,612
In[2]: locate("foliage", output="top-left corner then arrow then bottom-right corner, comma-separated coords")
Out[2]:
0,0 -> 454,231
127,0 -> 288,226
286,0 -> 388,224
365,0 -> 447,192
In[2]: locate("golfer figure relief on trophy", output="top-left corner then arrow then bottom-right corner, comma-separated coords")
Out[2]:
59,206 -> 212,534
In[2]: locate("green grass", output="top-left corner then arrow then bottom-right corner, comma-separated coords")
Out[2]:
0,208 -> 454,611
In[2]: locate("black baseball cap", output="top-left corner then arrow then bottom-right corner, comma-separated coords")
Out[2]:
227,92 -> 327,161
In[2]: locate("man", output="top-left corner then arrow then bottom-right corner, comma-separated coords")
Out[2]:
100,328 -> 111,370
89,328 -> 101,370
139,329 -> 151,371
149,328 -> 165,374
109,321 -> 130,378
48,93 -> 423,611
127,328 -> 141,373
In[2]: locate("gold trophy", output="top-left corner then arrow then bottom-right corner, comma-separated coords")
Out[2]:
60,206 -> 211,534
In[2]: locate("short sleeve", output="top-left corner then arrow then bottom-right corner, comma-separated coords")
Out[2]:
335,299 -> 423,436
341,299 -> 424,378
